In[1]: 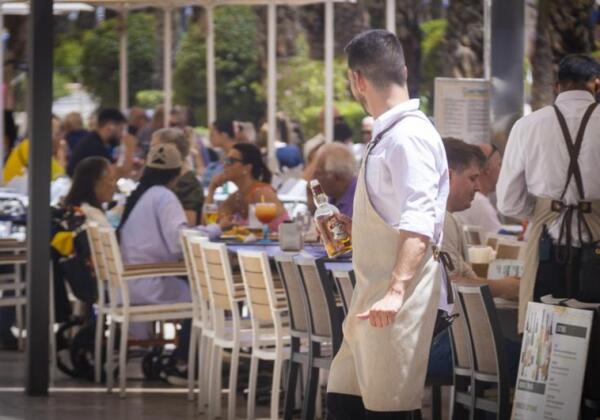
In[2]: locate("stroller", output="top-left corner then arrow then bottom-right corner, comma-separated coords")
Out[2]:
51,206 -> 181,382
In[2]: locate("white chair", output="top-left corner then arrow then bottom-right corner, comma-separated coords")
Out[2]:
0,239 -> 27,350
179,230 -> 209,405
238,250 -> 290,420
85,222 -> 111,383
495,240 -> 524,260
200,241 -> 252,420
462,225 -> 486,246
95,225 -> 193,397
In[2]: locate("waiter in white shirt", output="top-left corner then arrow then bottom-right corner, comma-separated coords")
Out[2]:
326,30 -> 449,419
497,54 -> 600,333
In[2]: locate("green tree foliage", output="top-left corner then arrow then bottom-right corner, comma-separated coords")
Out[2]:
277,35 -> 365,141
174,6 -> 264,126
419,19 -> 447,114
80,12 -> 157,107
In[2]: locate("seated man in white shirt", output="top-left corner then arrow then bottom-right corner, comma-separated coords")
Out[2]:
455,143 -> 503,233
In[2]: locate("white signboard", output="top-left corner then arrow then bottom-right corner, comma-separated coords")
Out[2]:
512,302 -> 593,420
433,77 -> 491,145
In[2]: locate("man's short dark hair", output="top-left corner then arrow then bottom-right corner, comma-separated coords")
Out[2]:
443,137 -> 486,172
558,54 -> 600,84
212,120 -> 235,139
97,108 -> 126,127
345,29 -> 406,88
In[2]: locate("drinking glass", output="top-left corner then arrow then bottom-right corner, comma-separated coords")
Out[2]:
255,202 -> 277,242
203,203 -> 219,225
294,210 -> 312,239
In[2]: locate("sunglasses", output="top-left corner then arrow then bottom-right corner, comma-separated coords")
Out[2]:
224,157 -> 244,166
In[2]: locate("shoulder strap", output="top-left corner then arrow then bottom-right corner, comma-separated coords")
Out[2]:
553,103 -> 598,200
366,113 -> 427,156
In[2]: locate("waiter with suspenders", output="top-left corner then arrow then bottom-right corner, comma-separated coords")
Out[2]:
497,54 -> 600,405
326,30 -> 449,419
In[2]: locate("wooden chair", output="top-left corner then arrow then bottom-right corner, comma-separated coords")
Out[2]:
86,222 -> 111,383
456,284 -> 511,420
0,239 -> 27,350
495,242 -> 522,260
179,230 -> 210,404
96,226 -> 193,397
330,268 -> 355,316
296,256 -> 344,420
238,250 -> 290,420
200,241 -> 252,420
275,253 -> 310,420
463,225 -> 485,246
188,236 -> 216,413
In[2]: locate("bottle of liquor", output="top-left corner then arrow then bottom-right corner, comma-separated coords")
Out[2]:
310,179 -> 352,258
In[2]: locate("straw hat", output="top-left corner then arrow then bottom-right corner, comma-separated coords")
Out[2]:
146,143 -> 182,170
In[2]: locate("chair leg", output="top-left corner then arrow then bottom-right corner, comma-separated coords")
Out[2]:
302,349 -> 319,420
228,346 -> 240,420
271,352 -> 284,420
94,312 -> 104,383
106,320 -> 116,392
247,355 -> 259,420
15,265 -> 23,351
187,326 -> 198,401
208,345 -> 222,420
118,317 -> 129,398
198,335 -> 210,413
283,360 -> 300,420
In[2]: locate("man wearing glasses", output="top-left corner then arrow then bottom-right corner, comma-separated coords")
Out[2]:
456,143 -> 503,232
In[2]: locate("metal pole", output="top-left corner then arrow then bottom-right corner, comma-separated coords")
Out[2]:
0,3 -> 4,182
163,7 -> 173,128
206,4 -> 216,124
324,0 -> 334,143
26,0 -> 53,396
483,0 -> 491,80
119,7 -> 128,113
266,1 -> 277,168
386,0 -> 396,34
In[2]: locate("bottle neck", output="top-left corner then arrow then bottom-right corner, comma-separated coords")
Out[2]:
314,193 -> 329,207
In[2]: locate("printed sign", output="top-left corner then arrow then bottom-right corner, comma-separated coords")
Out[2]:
433,78 -> 491,145
512,302 -> 593,420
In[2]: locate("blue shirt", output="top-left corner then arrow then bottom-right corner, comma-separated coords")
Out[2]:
331,177 -> 357,219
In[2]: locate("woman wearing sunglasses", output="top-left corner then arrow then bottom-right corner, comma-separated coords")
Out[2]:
205,142 -> 288,230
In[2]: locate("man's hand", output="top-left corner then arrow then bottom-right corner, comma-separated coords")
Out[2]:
356,289 -> 404,328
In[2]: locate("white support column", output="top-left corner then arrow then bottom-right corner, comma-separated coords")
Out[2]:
266,1 -> 277,168
483,0 -> 492,80
324,0 -> 334,143
0,4 -> 4,181
163,7 -> 173,128
206,4 -> 216,124
119,7 -> 128,113
386,0 -> 396,33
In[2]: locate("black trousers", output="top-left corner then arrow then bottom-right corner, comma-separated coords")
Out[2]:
326,393 -> 422,420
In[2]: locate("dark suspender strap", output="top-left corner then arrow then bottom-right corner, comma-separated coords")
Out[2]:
553,103 -> 598,200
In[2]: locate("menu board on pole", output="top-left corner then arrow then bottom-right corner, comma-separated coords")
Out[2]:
433,77 -> 491,145
512,302 -> 593,420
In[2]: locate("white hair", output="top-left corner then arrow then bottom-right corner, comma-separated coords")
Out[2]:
319,143 -> 357,179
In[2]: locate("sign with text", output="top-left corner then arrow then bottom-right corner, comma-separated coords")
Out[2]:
512,302 -> 593,420
433,78 -> 491,145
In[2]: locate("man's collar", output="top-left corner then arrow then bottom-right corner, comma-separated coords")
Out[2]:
373,99 -> 420,136
555,90 -> 595,104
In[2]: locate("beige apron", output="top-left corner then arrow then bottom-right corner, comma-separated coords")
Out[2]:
519,198 -> 600,332
327,125 -> 441,411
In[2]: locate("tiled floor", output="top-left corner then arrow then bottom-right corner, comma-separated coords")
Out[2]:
0,350 -> 450,419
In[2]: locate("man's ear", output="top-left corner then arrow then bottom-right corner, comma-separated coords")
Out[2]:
448,168 -> 454,182
354,71 -> 367,93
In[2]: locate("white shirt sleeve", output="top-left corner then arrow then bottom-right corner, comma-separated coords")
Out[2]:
156,191 -> 188,257
388,133 -> 440,239
497,121 -> 535,219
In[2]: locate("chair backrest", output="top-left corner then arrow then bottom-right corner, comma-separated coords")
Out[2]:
294,256 -> 334,339
199,241 -> 237,312
86,222 -> 108,305
331,269 -> 355,316
180,230 -> 207,310
456,284 -> 507,379
449,296 -> 473,372
463,225 -> 484,246
238,250 -> 281,325
275,253 -> 308,334
495,243 -> 521,260
97,226 -> 127,305
486,236 -> 499,250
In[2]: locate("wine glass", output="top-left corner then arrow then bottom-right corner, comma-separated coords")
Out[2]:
255,202 -> 278,242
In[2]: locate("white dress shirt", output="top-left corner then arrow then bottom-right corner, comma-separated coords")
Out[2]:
367,99 -> 449,246
497,90 -> 600,244
455,192 -> 502,233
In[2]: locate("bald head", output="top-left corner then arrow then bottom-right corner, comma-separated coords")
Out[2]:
314,143 -> 357,200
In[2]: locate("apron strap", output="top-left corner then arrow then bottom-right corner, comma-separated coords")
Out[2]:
552,103 -> 598,201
